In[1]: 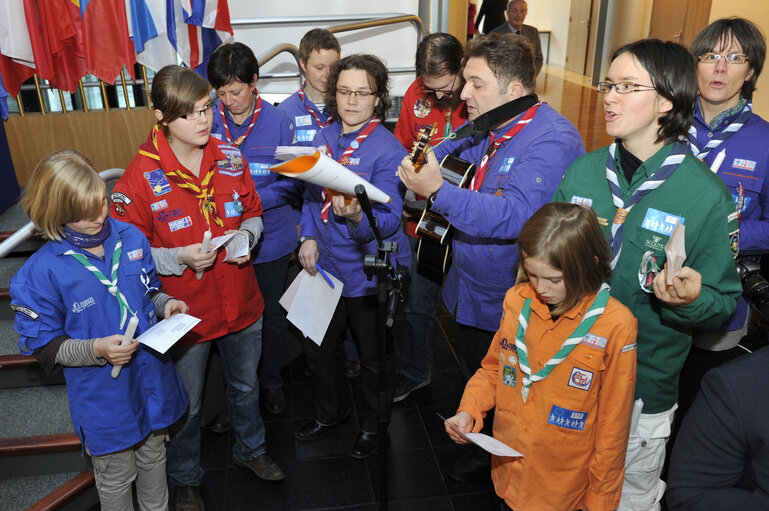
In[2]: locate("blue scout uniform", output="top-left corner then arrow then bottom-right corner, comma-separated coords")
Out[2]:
278,89 -> 330,146
210,98 -> 300,264
690,100 -> 769,330
10,218 -> 188,456
432,103 -> 585,332
300,120 -> 410,296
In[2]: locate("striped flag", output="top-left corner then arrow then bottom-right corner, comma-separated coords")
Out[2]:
0,0 -> 35,97
125,0 -> 178,72
175,0 -> 233,70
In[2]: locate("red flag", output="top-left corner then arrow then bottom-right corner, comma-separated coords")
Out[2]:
81,0 -> 137,83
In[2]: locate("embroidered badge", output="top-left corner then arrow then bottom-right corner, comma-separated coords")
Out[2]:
219,149 -> 244,171
413,97 -> 432,118
502,365 -> 517,387
638,250 -> 661,293
249,162 -> 271,177
499,157 -> 515,173
224,201 -> 243,217
728,211 -> 739,223
732,158 -> 756,171
157,208 -> 183,223
644,234 -> 666,252
581,333 -> 607,350
10,304 -> 39,319
127,249 -> 143,261
570,195 -> 593,208
72,297 -> 96,313
144,169 -> 172,196
622,343 -> 637,352
730,229 -> 740,257
347,157 -> 360,165
150,199 -> 168,212
568,367 -> 594,391
141,268 -> 158,295
641,208 -> 685,236
732,195 -> 751,213
295,114 -> 312,127
499,337 -> 517,352
547,405 -> 587,431
499,352 -> 504,362
508,354 -> 517,365
297,129 -> 317,142
169,216 -> 193,232
111,192 -> 132,205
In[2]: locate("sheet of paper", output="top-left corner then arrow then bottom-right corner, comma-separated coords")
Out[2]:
440,414 -> 523,457
664,222 -> 686,285
274,145 -> 317,160
270,149 -> 391,204
280,269 -> 343,345
210,231 -> 249,260
137,314 -> 201,354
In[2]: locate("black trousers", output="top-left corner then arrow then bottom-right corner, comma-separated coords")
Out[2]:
302,295 -> 396,432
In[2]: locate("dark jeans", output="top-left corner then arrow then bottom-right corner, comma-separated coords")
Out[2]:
457,322 -> 496,436
252,253 -> 291,389
302,295 -> 396,433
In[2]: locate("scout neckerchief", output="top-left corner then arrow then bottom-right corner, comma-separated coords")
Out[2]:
687,99 -> 751,160
218,92 -> 262,147
320,117 -> 381,223
469,102 -> 541,192
298,82 -> 331,129
64,238 -> 136,329
144,125 -> 224,228
515,283 -> 610,402
605,142 -> 688,269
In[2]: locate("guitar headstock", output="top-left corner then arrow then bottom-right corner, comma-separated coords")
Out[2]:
410,124 -> 437,170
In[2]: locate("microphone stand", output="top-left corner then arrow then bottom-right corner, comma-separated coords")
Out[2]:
354,184 -> 408,511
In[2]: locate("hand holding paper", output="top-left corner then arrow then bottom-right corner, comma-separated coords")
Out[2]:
440,413 -> 522,457
664,222 -> 686,285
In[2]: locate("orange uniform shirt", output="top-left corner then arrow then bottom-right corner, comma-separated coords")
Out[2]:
459,283 -> 637,511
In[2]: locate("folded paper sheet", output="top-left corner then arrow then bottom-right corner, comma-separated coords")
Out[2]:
664,222 -> 686,285
279,269 -> 344,345
271,147 -> 391,204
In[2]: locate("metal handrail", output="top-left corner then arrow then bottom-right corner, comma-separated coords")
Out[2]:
0,168 -> 125,259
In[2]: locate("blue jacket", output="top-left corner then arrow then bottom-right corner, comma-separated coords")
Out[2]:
300,120 -> 410,297
10,218 -> 188,456
278,90 -> 330,146
432,103 -> 585,331
690,101 -> 769,330
210,98 -> 301,263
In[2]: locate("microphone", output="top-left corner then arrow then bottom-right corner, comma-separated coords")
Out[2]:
451,94 -> 539,141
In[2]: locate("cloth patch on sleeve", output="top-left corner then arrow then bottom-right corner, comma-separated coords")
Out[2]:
547,405 -> 587,431
144,169 -> 172,196
295,114 -> 312,127
127,249 -> 144,261
11,304 -> 39,320
110,192 -> 132,205
732,158 -> 756,171
622,343 -> 637,352
169,216 -> 193,232
151,199 -> 168,212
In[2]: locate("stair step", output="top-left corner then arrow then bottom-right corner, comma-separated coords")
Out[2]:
1,318 -> 19,356
26,471 -> 97,511
0,471 -> 87,511
0,201 -> 28,232
0,354 -> 65,389
0,257 -> 25,297
0,386 -> 73,440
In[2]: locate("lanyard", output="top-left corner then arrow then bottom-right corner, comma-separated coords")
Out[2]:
321,118 -> 381,223
65,238 -> 136,329
218,93 -> 262,147
515,284 -> 610,402
470,103 -> 541,192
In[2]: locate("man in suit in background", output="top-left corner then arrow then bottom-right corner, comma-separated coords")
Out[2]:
490,0 -> 543,75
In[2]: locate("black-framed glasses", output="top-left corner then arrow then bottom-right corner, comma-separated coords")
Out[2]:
421,74 -> 457,95
697,53 -> 748,64
596,81 -> 657,94
180,106 -> 213,120
337,89 -> 375,98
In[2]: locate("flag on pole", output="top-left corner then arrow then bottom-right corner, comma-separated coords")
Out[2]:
175,0 -> 233,70
126,0 -> 178,72
81,0 -> 137,83
0,0 -> 35,98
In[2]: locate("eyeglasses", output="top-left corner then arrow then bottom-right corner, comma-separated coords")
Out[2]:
421,75 -> 457,95
337,89 -> 375,98
697,53 -> 748,64
596,81 -> 656,94
180,106 -> 213,120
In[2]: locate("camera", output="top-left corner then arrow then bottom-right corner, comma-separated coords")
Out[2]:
736,257 -> 769,322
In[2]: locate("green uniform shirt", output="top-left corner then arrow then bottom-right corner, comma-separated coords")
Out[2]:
553,142 -> 741,413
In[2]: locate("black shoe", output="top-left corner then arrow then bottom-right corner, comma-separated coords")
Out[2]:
265,388 -> 286,415
233,453 -> 285,481
449,447 -> 491,481
295,419 -> 338,441
175,486 -> 205,511
351,431 -> 379,459
211,410 -> 231,434
392,374 -> 431,403
345,359 -> 360,378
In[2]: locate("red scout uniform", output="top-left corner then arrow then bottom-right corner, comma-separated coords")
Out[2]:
112,127 -> 264,344
458,283 -> 637,511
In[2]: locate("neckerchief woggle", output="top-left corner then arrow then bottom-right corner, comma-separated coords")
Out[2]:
219,92 -> 262,147
320,117 -> 381,223
687,100 -> 751,160
65,238 -> 136,329
515,283 -> 610,402
298,82 -> 331,129
470,102 -> 541,191
144,125 -> 224,228
605,142 -> 688,269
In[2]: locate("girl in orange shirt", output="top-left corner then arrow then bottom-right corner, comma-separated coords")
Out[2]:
445,202 -> 638,511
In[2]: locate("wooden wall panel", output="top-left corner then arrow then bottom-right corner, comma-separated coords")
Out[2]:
5,109 -> 156,186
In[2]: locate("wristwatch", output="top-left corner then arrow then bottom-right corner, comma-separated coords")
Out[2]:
427,189 -> 440,209
299,235 -> 315,244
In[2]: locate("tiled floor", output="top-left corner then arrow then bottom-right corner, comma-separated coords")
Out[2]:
179,305 -> 501,511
